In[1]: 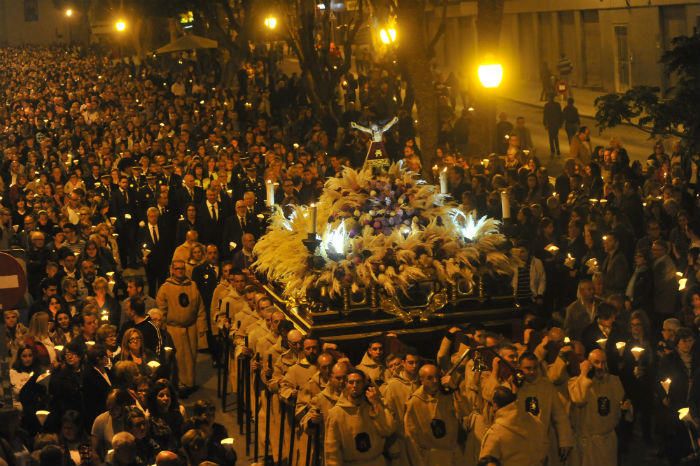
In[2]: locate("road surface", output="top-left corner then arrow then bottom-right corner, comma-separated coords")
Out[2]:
496,97 -> 658,175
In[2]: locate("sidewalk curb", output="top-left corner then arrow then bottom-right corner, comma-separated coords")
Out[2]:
498,95 -> 597,120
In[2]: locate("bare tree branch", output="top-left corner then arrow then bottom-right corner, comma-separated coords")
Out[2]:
427,0 -> 448,58
218,0 -> 241,32
339,0 -> 364,75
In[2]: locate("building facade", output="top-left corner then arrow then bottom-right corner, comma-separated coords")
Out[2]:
0,0 -> 75,45
427,0 -> 700,93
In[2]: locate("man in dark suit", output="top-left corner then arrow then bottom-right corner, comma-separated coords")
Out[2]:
138,207 -> 170,296
128,165 -> 146,192
232,232 -> 256,271
243,191 -> 265,238
297,168 -> 318,204
239,166 -> 265,209
209,178 -> 234,219
84,164 -> 102,191
192,244 -> 220,357
178,174 -> 204,211
651,239 -> 678,331
96,173 -> 115,202
158,164 -> 182,191
221,200 -> 249,259
110,175 -> 138,268
197,187 -> 225,247
602,232 -> 630,296
543,94 -> 563,157
581,302 -> 620,356
137,174 -> 159,221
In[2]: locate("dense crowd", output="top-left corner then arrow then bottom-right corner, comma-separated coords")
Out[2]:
0,43 -> 699,466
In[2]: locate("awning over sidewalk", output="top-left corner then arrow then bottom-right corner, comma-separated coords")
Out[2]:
155,34 -> 218,54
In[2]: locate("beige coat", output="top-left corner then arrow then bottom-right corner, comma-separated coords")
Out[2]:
325,395 -> 395,466
172,241 -> 193,264
404,386 -> 468,466
480,403 -> 548,466
300,386 -> 341,466
210,281 -> 232,328
296,371 -> 329,429
567,374 -> 624,466
356,353 -> 387,385
253,331 -> 279,359
281,359 -> 319,466
155,277 -> 207,388
265,348 -> 301,463
382,370 -> 419,464
218,289 -> 250,329
256,341 -> 286,460
517,375 -> 574,465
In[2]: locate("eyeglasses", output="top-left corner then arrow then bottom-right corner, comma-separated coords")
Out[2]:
129,337 -> 142,343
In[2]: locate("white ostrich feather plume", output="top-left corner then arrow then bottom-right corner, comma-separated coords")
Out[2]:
252,163 -> 514,298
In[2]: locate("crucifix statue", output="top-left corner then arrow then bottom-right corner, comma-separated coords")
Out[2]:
351,116 -> 398,173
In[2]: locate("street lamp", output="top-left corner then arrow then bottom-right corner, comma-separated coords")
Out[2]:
477,62 -> 503,89
264,16 -> 277,30
115,19 -> 127,32
65,8 -> 73,17
379,27 -> 396,45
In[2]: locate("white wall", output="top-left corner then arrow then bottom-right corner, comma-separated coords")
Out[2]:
0,0 -> 72,45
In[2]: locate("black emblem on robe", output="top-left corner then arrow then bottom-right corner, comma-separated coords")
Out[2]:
178,292 -> 190,307
597,396 -> 610,416
525,396 -> 540,416
354,432 -> 371,452
430,419 -> 446,439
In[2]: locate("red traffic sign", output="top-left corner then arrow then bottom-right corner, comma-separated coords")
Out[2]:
0,252 -> 27,310
557,81 -> 568,93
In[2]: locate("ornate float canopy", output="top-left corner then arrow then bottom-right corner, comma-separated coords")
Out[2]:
253,162 -> 516,312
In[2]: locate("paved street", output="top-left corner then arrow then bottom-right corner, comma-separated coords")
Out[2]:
496,96 -> 659,174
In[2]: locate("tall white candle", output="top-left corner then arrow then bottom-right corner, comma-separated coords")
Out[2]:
266,179 -> 275,207
439,168 -> 448,194
310,203 -> 317,234
501,190 -> 511,220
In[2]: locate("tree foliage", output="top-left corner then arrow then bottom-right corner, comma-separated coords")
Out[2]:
276,0 -> 366,122
595,32 -> 700,151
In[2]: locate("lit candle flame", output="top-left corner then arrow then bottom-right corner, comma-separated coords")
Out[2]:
661,378 -> 672,395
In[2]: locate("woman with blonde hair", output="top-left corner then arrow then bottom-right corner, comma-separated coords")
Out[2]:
27,311 -> 57,365
93,276 -> 120,326
95,222 -> 122,269
185,242 -> 206,278
4,309 -> 28,362
96,323 -> 120,365
120,328 -> 158,375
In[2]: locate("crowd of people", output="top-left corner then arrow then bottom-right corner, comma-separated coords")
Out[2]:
0,41 -> 699,466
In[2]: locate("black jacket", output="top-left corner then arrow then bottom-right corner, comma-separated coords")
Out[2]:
543,101 -> 563,128
628,266 -> 654,314
82,365 -> 112,428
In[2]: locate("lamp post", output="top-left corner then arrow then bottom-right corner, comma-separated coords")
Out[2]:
477,62 -> 503,89
64,8 -> 74,45
379,27 -> 397,45
114,19 -> 127,59
475,58 -> 503,155
264,15 -> 277,30
263,15 -> 279,86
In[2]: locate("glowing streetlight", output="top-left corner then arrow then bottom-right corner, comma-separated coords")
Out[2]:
477,62 -> 503,89
379,27 -> 397,45
264,16 -> 277,30
115,19 -> 127,32
65,8 -> 73,17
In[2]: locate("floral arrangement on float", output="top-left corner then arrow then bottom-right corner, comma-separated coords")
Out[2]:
253,162 -> 516,322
